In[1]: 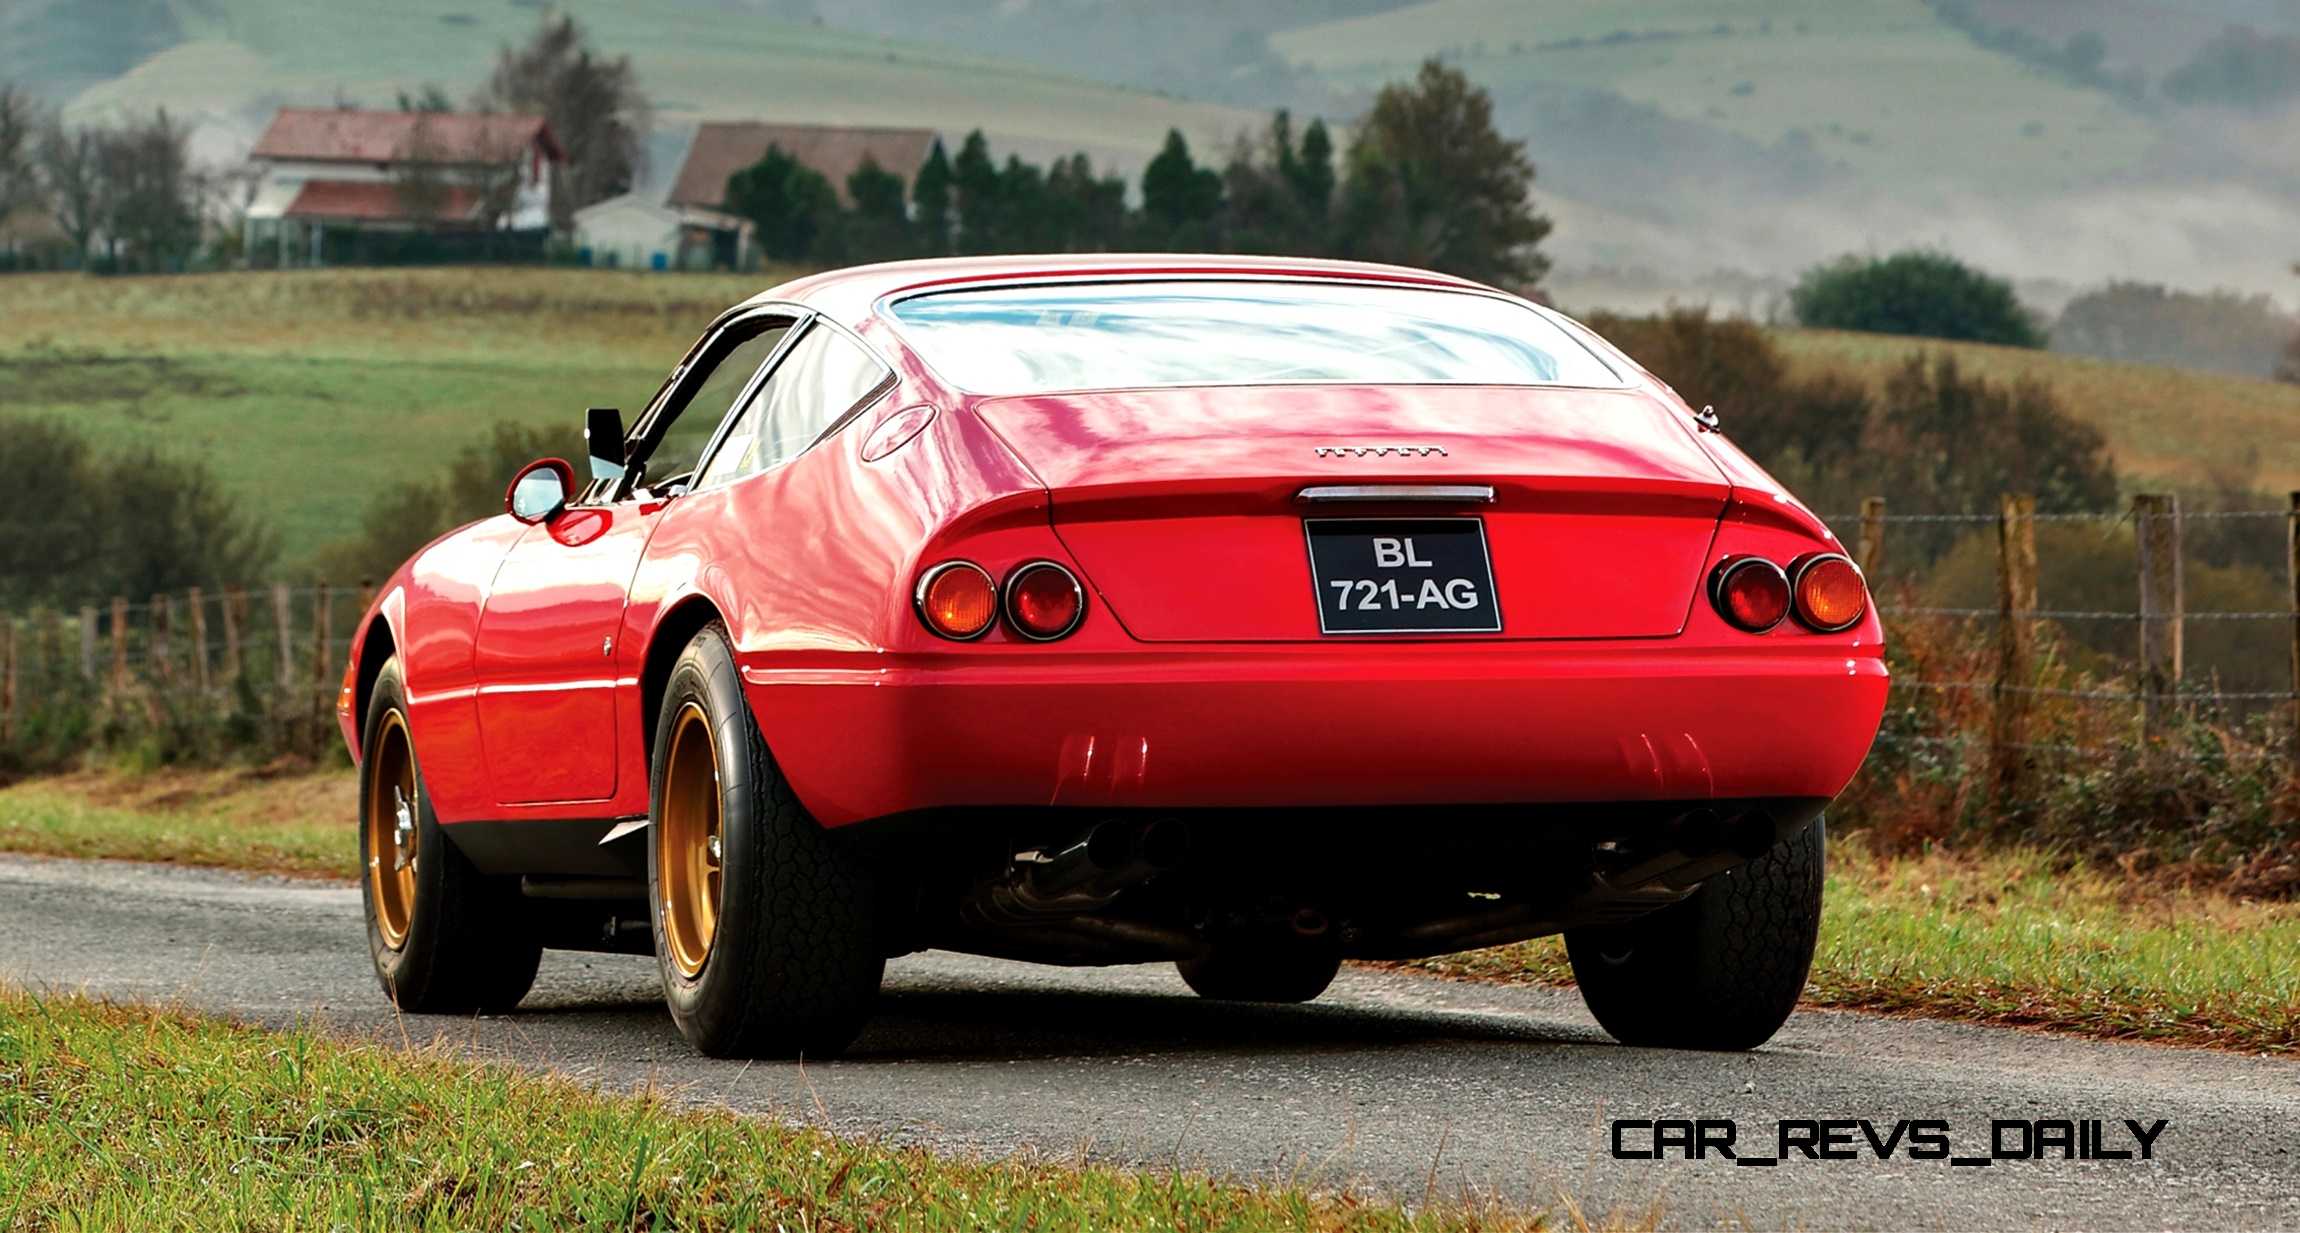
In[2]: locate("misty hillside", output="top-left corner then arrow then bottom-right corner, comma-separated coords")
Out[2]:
8,0 -> 2297,310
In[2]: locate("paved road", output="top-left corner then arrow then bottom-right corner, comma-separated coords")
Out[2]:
2,853 -> 2294,1230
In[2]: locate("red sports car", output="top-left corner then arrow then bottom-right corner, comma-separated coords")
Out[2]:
338,255 -> 1886,1058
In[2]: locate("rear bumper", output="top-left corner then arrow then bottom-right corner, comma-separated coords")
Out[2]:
744,643 -> 1888,828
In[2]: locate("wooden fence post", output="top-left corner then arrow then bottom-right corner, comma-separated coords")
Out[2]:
1991,494 -> 2038,804
273,584 -> 294,690
79,606 -> 96,682
2135,492 -> 2184,736
221,589 -> 244,686
2287,492 -> 2300,763
109,597 -> 128,696
0,618 -> 15,746
1857,496 -> 1887,577
187,586 -> 210,693
149,593 -> 172,686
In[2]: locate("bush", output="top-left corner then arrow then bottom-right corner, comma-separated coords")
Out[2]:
2052,282 -> 2297,378
312,422 -> 575,585
0,414 -> 276,611
1789,250 -> 2044,348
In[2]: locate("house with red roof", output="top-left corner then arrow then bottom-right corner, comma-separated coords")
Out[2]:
244,108 -> 564,265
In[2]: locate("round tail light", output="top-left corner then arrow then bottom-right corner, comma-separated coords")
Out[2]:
1004,562 -> 1086,640
1711,557 -> 1790,633
1793,554 -> 1868,632
916,561 -> 997,640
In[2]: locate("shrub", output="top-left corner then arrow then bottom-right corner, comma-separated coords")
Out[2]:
2052,282 -> 2297,378
312,422 -> 574,585
1789,250 -> 2044,348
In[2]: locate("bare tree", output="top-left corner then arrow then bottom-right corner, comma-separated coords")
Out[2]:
391,113 -> 526,228
100,110 -> 199,270
475,13 -> 650,227
37,117 -> 108,261
0,85 -> 41,224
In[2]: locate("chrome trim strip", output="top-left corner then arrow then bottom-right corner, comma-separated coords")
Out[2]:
1789,552 -> 1868,632
1002,561 -> 1087,641
914,561 -> 998,641
1296,484 -> 1496,505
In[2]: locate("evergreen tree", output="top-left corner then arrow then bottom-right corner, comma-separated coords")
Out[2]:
725,144 -> 838,262
1044,153 -> 1127,251
842,154 -> 911,262
1338,59 -> 1550,289
1291,117 -> 1336,224
912,137 -> 952,256
951,129 -> 1003,254
1139,128 -> 1223,250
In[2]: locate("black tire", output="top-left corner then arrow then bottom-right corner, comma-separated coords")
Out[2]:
1177,941 -> 1342,1004
647,623 -> 883,1058
360,657 -> 541,1013
1564,816 -> 1825,1051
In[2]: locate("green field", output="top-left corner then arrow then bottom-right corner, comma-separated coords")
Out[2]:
6,269 -> 2293,570
52,0 -> 1259,168
1269,0 -> 2155,195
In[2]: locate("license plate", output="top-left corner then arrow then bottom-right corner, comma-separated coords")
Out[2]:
1303,518 -> 1502,635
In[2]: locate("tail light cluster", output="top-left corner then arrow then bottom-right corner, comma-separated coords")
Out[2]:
1710,553 -> 1867,634
915,560 -> 1086,641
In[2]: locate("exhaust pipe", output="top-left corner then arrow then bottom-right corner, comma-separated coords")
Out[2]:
960,819 -> 1186,927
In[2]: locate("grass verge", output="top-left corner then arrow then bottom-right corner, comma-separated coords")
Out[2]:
4,771 -> 2293,1055
0,987 -> 1620,1231
0,767 -> 353,879
1404,834 -> 2300,1056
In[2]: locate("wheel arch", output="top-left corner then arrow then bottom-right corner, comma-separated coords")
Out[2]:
350,612 -> 400,761
640,594 -> 730,764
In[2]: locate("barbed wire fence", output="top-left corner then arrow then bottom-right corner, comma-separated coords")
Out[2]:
1824,492 -> 2300,786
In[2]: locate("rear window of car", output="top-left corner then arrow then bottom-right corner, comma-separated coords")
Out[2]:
883,280 -> 1623,394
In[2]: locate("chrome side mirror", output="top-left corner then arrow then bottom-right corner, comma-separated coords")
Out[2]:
506,457 -> 574,525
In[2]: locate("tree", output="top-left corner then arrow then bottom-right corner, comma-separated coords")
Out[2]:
724,144 -> 838,262
912,137 -> 953,257
950,129 -> 1002,254
1043,152 -> 1126,251
36,117 -> 106,260
476,13 -> 651,226
0,85 -> 40,226
1139,128 -> 1222,249
1790,250 -> 2044,348
840,154 -> 911,262
1337,59 -> 1552,290
100,110 -> 200,271
1290,116 -> 1335,224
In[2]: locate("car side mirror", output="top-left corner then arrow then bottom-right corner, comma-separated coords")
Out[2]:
585,406 -> 628,485
506,457 -> 574,525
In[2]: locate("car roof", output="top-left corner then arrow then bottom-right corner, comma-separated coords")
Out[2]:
741,253 -> 1499,327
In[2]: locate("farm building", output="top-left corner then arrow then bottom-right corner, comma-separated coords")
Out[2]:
665,121 -> 939,268
570,193 -> 686,270
243,108 -> 564,266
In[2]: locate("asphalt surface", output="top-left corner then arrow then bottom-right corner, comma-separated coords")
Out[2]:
1,853 -> 2294,1230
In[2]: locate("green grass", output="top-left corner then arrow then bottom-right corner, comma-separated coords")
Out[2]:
0,987 -> 1614,1231
6,770 -> 2294,1055
1269,0 -> 2155,196
1406,836 -> 2300,1056
0,768 -> 353,879
61,0 -> 1259,165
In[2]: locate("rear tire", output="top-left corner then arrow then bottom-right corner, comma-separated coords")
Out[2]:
1177,941 -> 1341,1004
1564,816 -> 1824,1051
648,623 -> 883,1058
360,657 -> 541,1014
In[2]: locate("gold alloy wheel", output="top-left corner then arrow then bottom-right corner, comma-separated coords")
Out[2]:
658,701 -> 725,979
364,710 -> 420,950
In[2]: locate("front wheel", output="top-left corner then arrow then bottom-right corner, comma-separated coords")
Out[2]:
360,657 -> 541,1013
648,623 -> 883,1058
1564,816 -> 1824,1051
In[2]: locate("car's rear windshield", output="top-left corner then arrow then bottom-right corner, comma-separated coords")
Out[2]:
883,280 -> 1623,394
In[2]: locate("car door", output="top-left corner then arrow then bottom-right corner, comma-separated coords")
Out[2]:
471,309 -> 799,807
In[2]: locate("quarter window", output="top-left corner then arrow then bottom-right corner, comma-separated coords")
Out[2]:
642,319 -> 793,488
695,324 -> 891,488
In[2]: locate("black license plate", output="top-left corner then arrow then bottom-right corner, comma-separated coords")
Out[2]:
1303,518 -> 1501,635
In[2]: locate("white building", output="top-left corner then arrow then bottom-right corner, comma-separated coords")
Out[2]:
571,193 -> 686,270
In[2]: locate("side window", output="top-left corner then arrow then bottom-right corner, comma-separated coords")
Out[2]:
639,319 -> 792,489
694,324 -> 891,489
